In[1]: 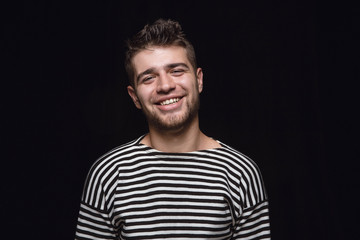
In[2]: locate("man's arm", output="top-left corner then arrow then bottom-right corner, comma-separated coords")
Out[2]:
226,147 -> 271,239
75,200 -> 118,240
75,159 -> 120,240
232,200 -> 271,239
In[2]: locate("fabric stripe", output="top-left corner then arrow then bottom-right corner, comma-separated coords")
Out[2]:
75,136 -> 271,239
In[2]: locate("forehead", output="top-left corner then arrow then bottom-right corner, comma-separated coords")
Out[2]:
132,46 -> 191,73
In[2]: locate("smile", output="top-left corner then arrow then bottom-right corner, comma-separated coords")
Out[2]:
160,98 -> 180,106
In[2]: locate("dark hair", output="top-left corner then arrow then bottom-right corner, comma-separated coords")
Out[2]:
125,19 -> 197,87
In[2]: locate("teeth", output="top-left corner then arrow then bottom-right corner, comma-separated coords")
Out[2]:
160,98 -> 180,106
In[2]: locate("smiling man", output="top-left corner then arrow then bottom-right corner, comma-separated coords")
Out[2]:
75,19 -> 271,240
127,45 -> 219,153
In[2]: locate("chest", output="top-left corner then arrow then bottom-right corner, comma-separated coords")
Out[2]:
113,159 -> 240,239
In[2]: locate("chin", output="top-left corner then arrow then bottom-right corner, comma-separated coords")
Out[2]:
151,116 -> 188,131
149,111 -> 196,131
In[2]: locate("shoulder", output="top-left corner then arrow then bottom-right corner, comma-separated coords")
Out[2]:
214,141 -> 262,172
89,135 -> 146,174
83,136 -> 148,188
80,136 -> 149,204
216,141 -> 268,204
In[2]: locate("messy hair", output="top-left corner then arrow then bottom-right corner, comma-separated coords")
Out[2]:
125,19 -> 197,87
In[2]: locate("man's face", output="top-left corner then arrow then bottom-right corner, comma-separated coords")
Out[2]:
127,46 -> 203,131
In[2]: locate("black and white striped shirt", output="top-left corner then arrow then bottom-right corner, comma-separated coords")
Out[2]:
75,136 -> 271,239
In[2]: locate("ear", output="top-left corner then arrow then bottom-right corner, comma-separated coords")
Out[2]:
127,85 -> 142,109
196,68 -> 203,93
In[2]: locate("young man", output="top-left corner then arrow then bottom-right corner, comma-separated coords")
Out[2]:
75,19 -> 271,239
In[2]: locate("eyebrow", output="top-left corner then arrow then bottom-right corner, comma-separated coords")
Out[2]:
136,63 -> 190,84
136,67 -> 156,84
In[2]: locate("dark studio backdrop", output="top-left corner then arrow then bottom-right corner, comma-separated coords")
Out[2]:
3,0 -> 358,239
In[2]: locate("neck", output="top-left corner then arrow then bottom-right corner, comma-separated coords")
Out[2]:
143,115 -> 208,152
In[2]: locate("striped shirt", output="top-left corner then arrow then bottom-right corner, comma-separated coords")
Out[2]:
75,136 -> 271,240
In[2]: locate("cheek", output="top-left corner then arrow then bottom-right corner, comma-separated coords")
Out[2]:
177,78 -> 195,90
136,87 -> 154,103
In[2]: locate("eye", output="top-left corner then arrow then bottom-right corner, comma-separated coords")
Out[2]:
142,75 -> 155,83
171,68 -> 185,76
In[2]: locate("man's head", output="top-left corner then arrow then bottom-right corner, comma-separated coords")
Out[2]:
125,19 -> 203,132
125,19 -> 197,88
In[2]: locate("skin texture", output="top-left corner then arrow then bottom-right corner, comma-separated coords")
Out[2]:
127,46 -> 221,152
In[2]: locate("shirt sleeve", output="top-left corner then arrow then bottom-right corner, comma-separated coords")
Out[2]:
75,160 -> 119,240
75,201 -> 118,240
232,152 -> 271,239
232,200 -> 271,239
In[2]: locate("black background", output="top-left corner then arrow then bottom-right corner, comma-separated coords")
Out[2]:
3,0 -> 358,239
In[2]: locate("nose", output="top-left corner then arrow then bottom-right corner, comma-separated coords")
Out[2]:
156,73 -> 176,93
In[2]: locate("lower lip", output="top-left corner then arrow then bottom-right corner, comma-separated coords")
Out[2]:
157,98 -> 183,111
